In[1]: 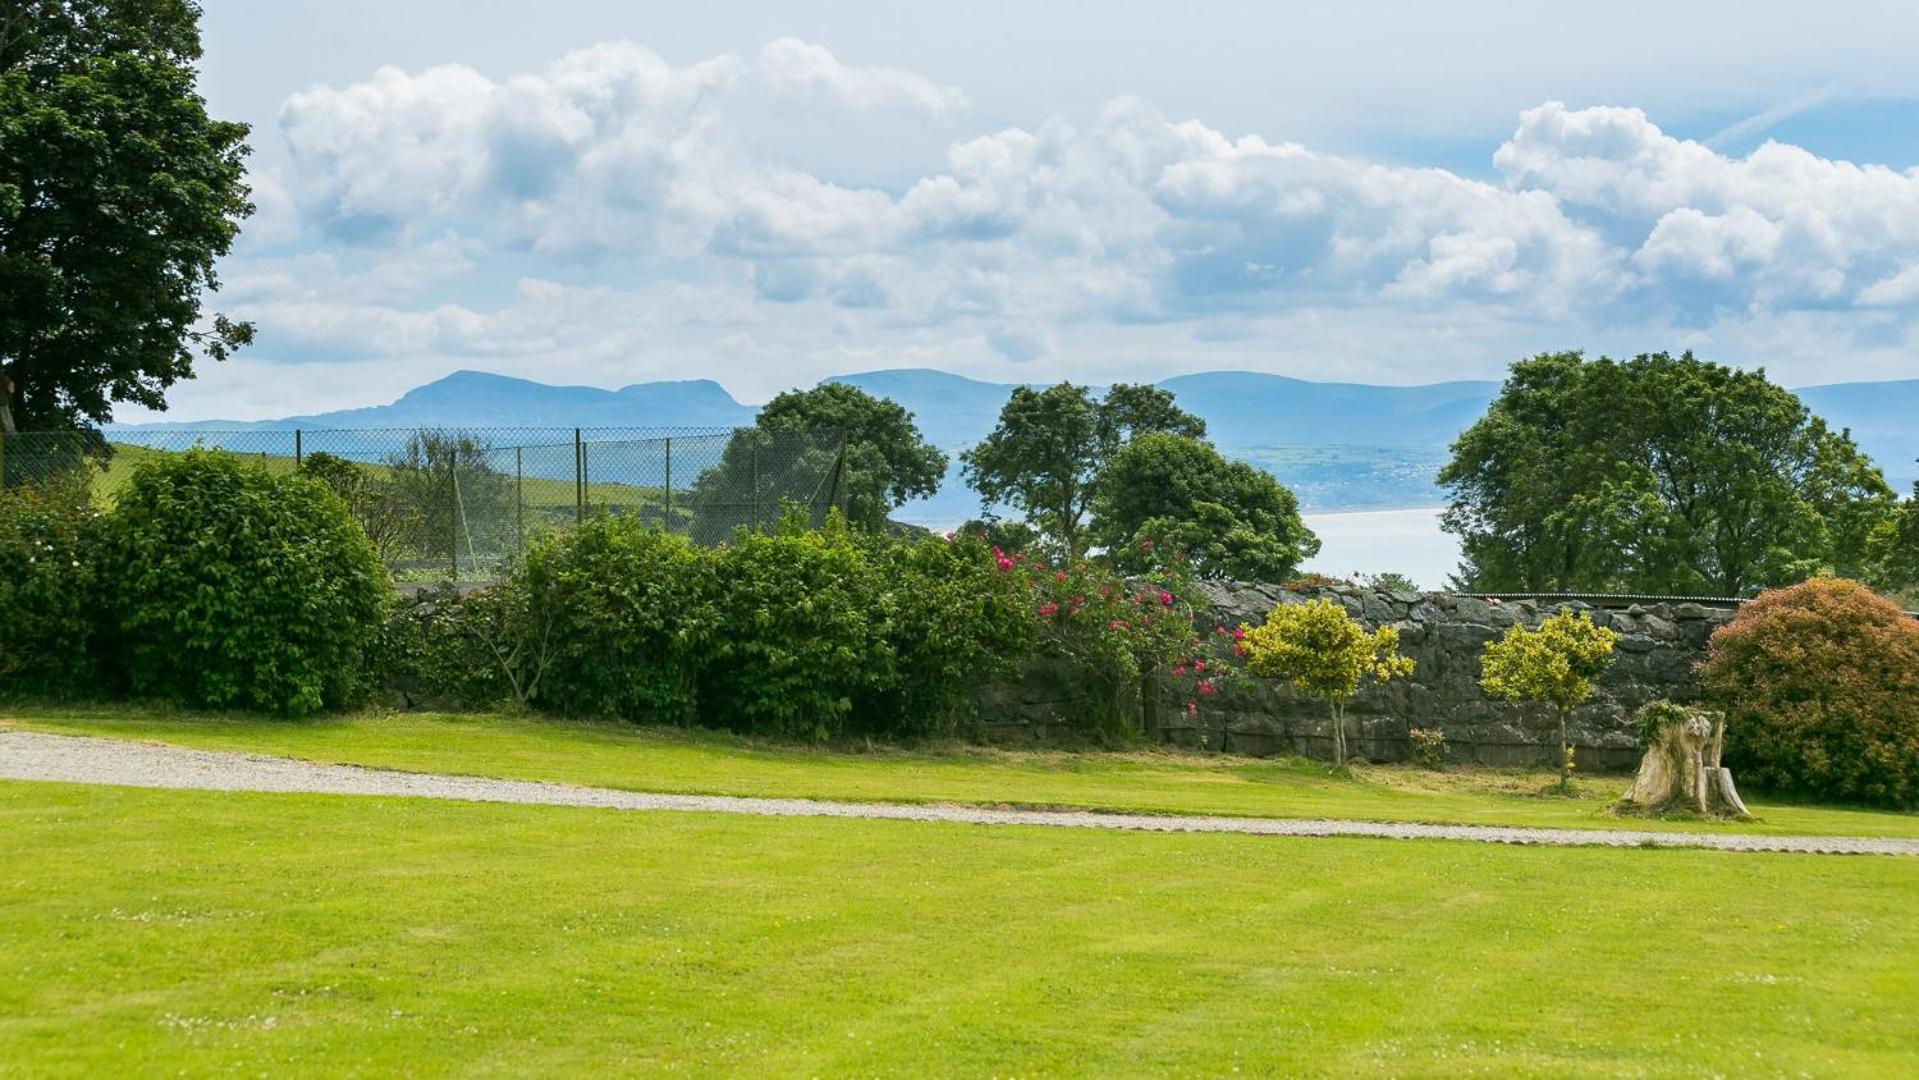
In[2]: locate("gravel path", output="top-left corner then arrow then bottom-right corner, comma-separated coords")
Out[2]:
4,730 -> 1918,856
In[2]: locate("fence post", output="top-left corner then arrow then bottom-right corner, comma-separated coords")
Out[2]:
449,463 -> 461,582
823,428 -> 847,524
663,436 -> 672,530
574,428 -> 584,524
515,446 -> 525,556
750,440 -> 760,531
0,430 -> 7,488
294,429 -> 302,466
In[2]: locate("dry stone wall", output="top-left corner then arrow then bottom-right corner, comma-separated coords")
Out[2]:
978,581 -> 1735,770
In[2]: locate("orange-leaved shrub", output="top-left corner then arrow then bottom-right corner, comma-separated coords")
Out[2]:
1700,578 -> 1919,809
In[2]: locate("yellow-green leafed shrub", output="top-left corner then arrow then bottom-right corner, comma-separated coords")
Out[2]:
1479,609 -> 1618,788
1241,597 -> 1414,766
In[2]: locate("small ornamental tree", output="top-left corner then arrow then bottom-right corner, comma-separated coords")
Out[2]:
1479,610 -> 1619,790
1240,598 -> 1414,767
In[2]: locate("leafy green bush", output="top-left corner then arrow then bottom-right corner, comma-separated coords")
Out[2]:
701,516 -> 889,741
856,534 -> 1037,738
1702,578 -> 1919,809
0,473 -> 107,696
107,449 -> 390,715
520,515 -> 715,724
375,585 -> 510,709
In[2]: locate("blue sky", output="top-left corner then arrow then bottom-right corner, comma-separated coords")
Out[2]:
150,0 -> 1919,419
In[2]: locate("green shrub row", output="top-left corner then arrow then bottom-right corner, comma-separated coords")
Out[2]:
1,449 -> 389,716
392,514 -> 1048,741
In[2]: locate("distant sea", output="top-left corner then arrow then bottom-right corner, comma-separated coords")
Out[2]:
1297,507 -> 1458,590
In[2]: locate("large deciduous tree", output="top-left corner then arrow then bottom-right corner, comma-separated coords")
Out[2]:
0,0 -> 252,434
754,383 -> 946,531
1440,351 -> 1896,596
687,383 -> 945,536
1871,478 -> 1919,601
1090,433 -> 1319,582
961,382 -> 1205,555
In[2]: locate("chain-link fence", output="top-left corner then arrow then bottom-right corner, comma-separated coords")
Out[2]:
0,426 -> 852,581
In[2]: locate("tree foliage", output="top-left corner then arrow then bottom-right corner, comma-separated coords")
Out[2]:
1870,479 -> 1919,602
689,383 -> 945,537
1090,433 -> 1319,582
962,382 -> 1205,554
1240,597 -> 1414,766
1441,351 -> 1896,596
385,432 -> 513,565
298,452 -> 419,563
1701,577 -> 1919,809
1478,610 -> 1619,788
0,0 -> 252,433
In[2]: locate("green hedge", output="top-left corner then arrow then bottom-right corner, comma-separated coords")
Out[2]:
108,449 -> 390,715
0,473 -> 107,697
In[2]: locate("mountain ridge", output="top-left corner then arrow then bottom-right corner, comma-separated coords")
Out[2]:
110,367 -> 1918,490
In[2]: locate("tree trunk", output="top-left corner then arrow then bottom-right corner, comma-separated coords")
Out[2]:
1139,666 -> 1160,741
1329,700 -> 1346,768
0,371 -> 16,436
1557,706 -> 1571,790
1621,708 -> 1751,819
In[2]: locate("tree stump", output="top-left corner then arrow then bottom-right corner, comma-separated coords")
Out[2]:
1620,704 -> 1751,818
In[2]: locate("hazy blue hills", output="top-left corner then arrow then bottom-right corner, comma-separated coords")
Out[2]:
108,366 -> 1918,514
120,371 -> 757,432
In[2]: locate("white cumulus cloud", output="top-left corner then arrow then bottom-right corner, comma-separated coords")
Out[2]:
209,44 -> 1919,419
758,38 -> 969,117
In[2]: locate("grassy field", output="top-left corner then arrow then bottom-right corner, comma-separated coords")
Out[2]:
89,442 -> 667,513
3,779 -> 1916,1076
9,707 -> 1919,839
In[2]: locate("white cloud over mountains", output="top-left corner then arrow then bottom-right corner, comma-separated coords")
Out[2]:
179,38 -> 1919,419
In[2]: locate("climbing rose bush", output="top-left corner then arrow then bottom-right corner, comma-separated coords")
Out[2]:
1006,542 -> 1215,736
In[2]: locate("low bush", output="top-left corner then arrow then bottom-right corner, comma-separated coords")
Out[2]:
1701,577 -> 1919,809
701,516 -> 890,741
0,472 -> 107,696
1408,727 -> 1446,769
107,449 -> 390,716
376,585 -> 510,709
856,534 -> 1037,738
520,516 -> 715,725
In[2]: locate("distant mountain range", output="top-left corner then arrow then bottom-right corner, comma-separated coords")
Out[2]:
112,367 -> 1919,515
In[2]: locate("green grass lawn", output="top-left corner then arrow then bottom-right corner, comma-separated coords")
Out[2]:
9,706 -> 1919,839
3,780 -> 1916,1076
